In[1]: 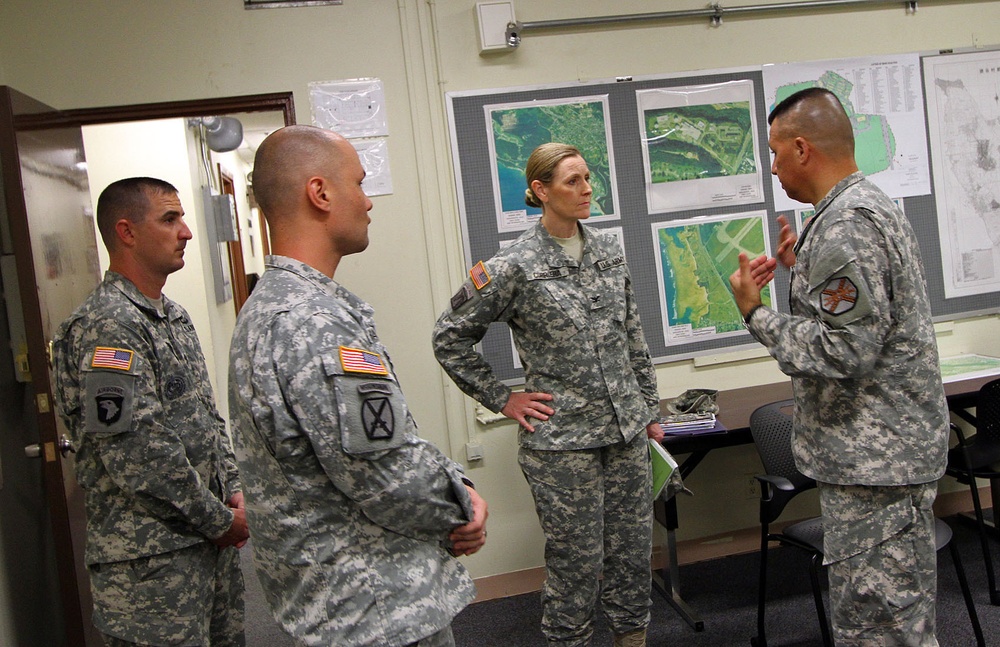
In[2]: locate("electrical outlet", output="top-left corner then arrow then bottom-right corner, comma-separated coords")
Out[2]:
466,442 -> 484,462
744,473 -> 760,499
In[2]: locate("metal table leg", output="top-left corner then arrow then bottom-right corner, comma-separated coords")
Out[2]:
651,450 -> 709,631
652,495 -> 704,631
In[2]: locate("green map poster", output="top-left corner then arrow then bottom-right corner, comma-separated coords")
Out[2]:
637,80 -> 764,214
644,102 -> 756,183
774,71 -> 896,178
485,96 -> 619,233
652,211 -> 771,346
761,54 -> 931,213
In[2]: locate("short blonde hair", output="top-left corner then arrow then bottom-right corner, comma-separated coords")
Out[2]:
524,143 -> 582,208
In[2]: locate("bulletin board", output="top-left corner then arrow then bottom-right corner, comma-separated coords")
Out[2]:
445,51 -> 1000,383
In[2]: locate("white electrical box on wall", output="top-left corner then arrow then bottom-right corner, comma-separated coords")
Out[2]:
476,1 -> 515,53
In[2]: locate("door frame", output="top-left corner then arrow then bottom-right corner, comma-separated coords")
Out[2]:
15,92 -> 295,130
218,164 -> 250,314
0,87 -> 294,645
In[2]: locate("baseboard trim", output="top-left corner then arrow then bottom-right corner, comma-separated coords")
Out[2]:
469,485 -> 987,603
471,567 -> 546,603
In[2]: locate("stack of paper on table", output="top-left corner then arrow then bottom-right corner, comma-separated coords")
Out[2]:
660,412 -> 720,435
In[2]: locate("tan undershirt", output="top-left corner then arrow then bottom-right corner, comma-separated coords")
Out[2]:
551,228 -> 583,262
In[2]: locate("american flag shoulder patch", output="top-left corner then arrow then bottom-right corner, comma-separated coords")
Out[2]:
469,261 -> 491,290
91,347 -> 134,371
339,346 -> 389,376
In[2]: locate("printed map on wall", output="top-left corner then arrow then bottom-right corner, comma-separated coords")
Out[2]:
485,96 -> 620,233
652,211 -> 772,346
636,80 -> 764,213
762,54 -> 931,212
923,50 -> 1000,299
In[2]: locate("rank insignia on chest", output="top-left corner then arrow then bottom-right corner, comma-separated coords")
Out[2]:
91,347 -> 134,371
339,346 -> 389,376
469,261 -> 491,290
820,276 -> 858,315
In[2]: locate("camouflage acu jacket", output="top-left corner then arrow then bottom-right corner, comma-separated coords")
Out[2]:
53,271 -> 239,564
228,256 -> 475,647
433,221 -> 660,451
748,173 -> 948,485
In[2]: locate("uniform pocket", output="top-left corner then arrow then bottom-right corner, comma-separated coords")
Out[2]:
323,352 -> 409,458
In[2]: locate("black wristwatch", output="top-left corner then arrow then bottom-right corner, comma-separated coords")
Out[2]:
744,304 -> 764,326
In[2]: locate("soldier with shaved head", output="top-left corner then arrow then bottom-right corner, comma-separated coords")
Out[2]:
228,125 -> 488,647
730,88 -> 948,645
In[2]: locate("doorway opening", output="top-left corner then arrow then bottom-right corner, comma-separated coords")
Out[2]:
0,88 -> 293,646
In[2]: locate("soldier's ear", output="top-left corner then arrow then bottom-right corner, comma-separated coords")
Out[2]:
794,136 -> 811,164
306,176 -> 332,213
531,179 -> 548,204
114,219 -> 136,248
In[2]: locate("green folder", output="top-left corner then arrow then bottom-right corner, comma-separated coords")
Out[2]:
649,438 -> 679,500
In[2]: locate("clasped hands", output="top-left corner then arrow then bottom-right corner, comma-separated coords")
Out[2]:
449,485 -> 489,557
211,492 -> 250,549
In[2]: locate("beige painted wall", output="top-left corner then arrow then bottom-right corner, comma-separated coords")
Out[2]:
1,0 -> 999,591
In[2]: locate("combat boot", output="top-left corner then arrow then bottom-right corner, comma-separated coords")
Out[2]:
612,628 -> 646,647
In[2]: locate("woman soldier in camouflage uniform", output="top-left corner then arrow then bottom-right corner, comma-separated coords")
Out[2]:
434,143 -> 667,647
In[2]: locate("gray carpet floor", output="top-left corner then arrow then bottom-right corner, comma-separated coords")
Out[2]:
242,515 -> 999,646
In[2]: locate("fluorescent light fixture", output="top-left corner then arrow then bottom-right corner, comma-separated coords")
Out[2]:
244,0 -> 342,8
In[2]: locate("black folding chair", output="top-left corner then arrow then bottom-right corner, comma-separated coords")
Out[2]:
946,377 -> 1000,605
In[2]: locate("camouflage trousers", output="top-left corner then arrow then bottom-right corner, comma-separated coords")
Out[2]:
91,541 -> 245,646
518,433 -> 652,647
819,481 -> 938,647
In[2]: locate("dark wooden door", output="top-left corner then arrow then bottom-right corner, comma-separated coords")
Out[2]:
0,85 -> 94,646
219,165 -> 250,313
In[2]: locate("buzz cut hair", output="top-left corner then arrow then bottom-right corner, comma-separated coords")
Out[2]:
96,177 -> 178,248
